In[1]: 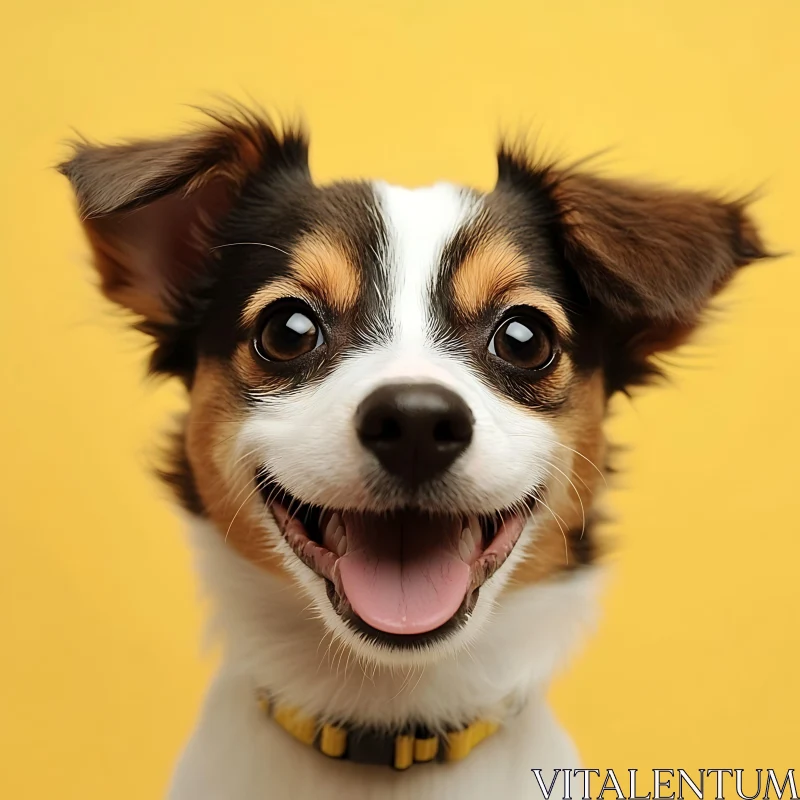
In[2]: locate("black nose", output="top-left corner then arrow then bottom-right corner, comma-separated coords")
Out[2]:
355,383 -> 474,486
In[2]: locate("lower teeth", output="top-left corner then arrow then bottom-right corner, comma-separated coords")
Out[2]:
334,528 -> 347,556
458,531 -> 473,561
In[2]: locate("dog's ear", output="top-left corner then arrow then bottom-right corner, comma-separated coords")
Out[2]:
498,151 -> 770,392
59,111 -> 308,376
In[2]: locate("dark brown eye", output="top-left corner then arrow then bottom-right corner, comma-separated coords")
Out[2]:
254,302 -> 324,362
489,314 -> 557,371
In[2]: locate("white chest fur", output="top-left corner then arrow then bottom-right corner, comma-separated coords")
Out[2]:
168,517 -> 600,799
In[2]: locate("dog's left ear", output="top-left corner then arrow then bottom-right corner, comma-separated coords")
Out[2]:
499,153 -> 771,391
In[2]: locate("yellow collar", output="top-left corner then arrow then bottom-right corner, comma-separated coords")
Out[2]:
257,690 -> 500,770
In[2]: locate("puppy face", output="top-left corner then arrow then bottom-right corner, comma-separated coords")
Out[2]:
61,111 -> 766,666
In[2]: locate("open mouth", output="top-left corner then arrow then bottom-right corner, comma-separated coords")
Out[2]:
259,477 -> 533,646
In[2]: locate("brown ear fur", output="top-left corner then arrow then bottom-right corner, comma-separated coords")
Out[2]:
59,110 -> 308,376
497,148 -> 770,392
552,173 -> 767,323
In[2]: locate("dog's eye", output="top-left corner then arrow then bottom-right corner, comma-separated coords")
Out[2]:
489,314 -> 557,371
254,301 -> 324,362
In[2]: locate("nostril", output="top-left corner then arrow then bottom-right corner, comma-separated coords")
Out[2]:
358,412 -> 403,443
378,417 -> 402,442
433,418 -> 468,444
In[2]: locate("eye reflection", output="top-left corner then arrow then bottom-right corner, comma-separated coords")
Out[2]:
489,313 -> 557,371
254,301 -> 324,363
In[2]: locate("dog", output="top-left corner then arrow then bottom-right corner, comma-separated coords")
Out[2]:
60,108 -> 767,799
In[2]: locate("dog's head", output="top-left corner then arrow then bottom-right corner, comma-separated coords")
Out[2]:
61,111 -> 766,666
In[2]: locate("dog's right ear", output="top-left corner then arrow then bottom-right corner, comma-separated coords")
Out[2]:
59,111 -> 308,375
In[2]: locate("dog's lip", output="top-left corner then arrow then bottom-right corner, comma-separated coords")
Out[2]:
271,502 -> 340,583
263,485 -> 533,614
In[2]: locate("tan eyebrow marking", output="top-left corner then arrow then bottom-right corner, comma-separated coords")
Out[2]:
452,236 -> 572,336
291,233 -> 359,311
240,233 -> 360,326
452,238 -> 528,317
241,279 -> 308,327
498,288 -> 572,339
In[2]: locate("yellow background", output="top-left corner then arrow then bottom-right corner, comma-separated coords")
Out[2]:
1,1 -> 798,797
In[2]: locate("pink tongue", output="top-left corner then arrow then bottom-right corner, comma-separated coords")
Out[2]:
335,513 -> 470,635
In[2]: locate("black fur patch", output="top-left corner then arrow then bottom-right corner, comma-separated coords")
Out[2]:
567,518 -> 600,568
158,424 -> 205,516
197,178 -> 391,371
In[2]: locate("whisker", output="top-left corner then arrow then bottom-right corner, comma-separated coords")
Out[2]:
542,461 -> 586,540
527,492 -> 570,565
551,441 -> 607,485
211,448 -> 264,511
500,433 -> 605,489
224,474 -> 268,542
408,664 -> 426,695
210,241 -> 294,258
